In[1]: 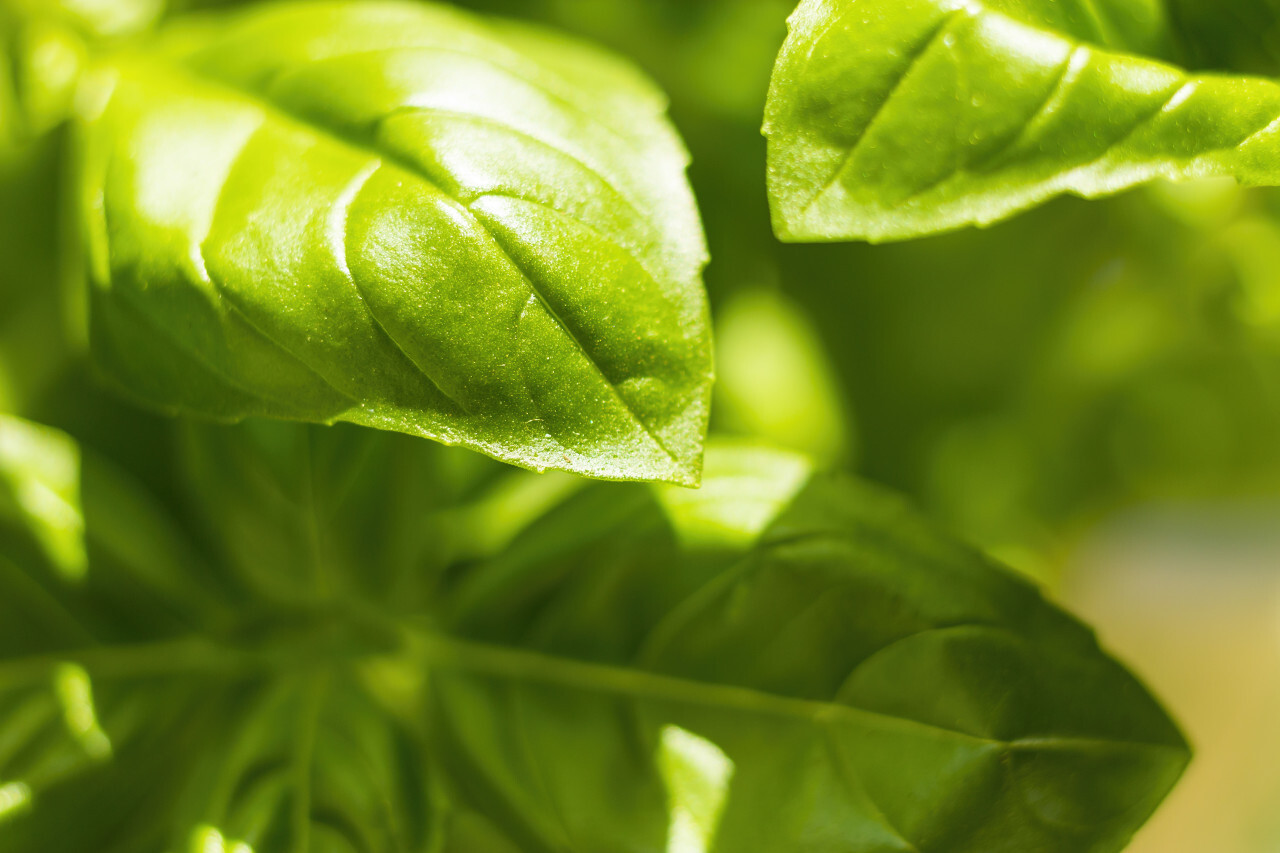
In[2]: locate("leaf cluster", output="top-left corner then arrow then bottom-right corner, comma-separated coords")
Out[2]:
19,0 -> 1280,849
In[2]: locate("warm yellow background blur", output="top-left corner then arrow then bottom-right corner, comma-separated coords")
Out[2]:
1063,510 -> 1280,853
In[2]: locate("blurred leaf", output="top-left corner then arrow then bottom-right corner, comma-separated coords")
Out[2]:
0,413 -> 1189,852
0,0 -> 163,147
0,416 -> 428,852
655,441 -> 813,549
770,182 -> 1280,569
657,725 -> 734,853
177,420 -> 509,608
170,675 -> 431,853
1163,0 -> 1280,76
0,414 -> 85,581
714,288 -> 852,462
0,136 -> 73,415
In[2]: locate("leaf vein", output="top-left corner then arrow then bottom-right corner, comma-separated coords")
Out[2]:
823,725 -> 922,853
382,103 -> 652,235
189,65 -> 676,462
474,204 -> 680,465
418,633 -> 1181,754
802,7 -> 969,219
331,160 -> 473,416
267,42 -> 643,151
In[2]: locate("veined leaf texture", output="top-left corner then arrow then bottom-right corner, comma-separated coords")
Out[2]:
0,427 -> 1189,853
80,1 -> 712,485
766,0 -> 1280,241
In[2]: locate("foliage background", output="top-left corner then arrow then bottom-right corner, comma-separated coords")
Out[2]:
2,1 -> 1279,850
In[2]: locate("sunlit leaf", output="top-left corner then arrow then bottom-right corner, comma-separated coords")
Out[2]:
79,0 -> 712,484
765,0 -> 1280,241
0,414 -> 86,582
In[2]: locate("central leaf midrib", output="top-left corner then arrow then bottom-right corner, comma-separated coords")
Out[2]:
0,627 -> 1186,761
801,0 -> 1280,224
155,56 -> 679,467
414,631 -> 1185,754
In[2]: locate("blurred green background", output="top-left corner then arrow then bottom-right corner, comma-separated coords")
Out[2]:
3,1 -> 1280,850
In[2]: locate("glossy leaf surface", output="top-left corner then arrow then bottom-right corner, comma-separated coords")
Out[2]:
80,0 -> 711,484
765,0 -> 1280,241
0,423 -> 1189,852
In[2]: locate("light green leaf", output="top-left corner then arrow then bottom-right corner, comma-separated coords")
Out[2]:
0,414 -> 86,582
79,0 -> 712,485
714,288 -> 852,463
764,0 -> 1280,242
0,0 -> 163,146
658,725 -> 734,853
423,448 -> 1188,853
655,440 -> 813,549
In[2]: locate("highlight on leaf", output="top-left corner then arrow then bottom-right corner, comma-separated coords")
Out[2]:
78,0 -> 712,485
0,414 -> 86,583
764,0 -> 1280,242
658,726 -> 734,853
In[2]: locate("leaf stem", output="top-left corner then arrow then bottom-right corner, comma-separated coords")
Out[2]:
0,636 -> 257,690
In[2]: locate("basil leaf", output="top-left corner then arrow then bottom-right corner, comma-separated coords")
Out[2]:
714,289 -> 852,463
0,417 -> 426,853
78,0 -> 711,485
170,674 -> 432,853
0,417 -> 237,848
0,0 -> 162,145
0,415 -> 86,582
764,0 -> 1280,242
425,445 -> 1188,853
0,426 -> 1187,852
176,420 -> 507,607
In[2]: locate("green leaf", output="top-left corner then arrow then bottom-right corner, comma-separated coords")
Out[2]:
0,421 -> 1187,852
422,445 -> 1188,853
1163,0 -> 1280,76
764,0 -> 1280,242
713,289 -> 852,463
0,414 -> 86,582
78,0 -> 712,485
176,420 -> 509,607
0,418 -> 425,853
0,0 -> 163,146
171,674 -> 432,853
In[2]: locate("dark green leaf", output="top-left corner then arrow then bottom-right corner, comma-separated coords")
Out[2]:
79,0 -> 711,484
170,674 -> 432,853
176,420 -> 501,607
0,420 -> 1188,853
422,444 -> 1188,853
765,0 -> 1280,241
1164,0 -> 1280,76
0,416 -> 432,853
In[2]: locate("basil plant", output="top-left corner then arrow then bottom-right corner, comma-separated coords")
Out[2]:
25,0 -> 1280,849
